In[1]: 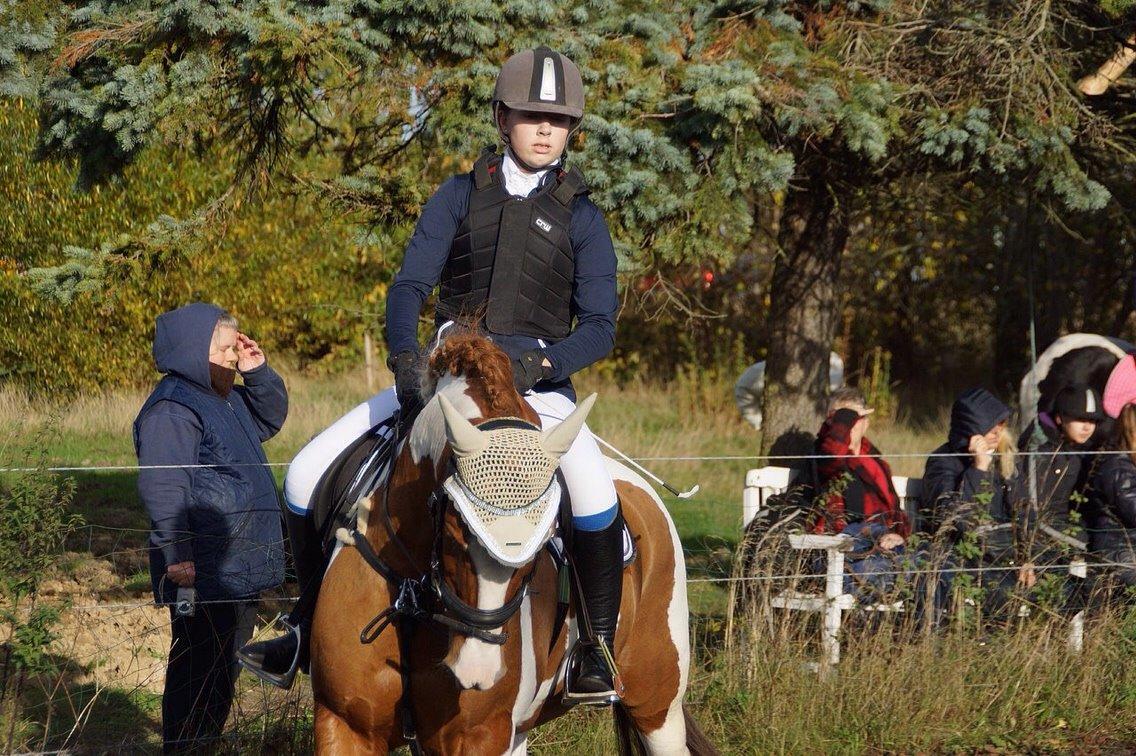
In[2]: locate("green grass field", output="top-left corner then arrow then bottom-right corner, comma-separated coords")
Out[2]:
3,370 -> 1136,753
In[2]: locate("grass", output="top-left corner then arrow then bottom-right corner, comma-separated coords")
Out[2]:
3,369 -> 1136,753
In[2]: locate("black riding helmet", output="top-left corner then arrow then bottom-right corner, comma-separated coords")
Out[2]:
1052,383 -> 1105,423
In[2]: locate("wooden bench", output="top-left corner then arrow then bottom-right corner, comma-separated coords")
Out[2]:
741,465 -> 1088,670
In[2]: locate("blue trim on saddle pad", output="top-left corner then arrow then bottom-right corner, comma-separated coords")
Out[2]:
573,503 -> 618,532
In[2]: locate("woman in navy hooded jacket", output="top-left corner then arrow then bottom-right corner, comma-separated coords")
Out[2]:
921,387 -> 1015,544
133,302 -> 287,752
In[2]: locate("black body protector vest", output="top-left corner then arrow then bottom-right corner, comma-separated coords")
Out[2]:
438,147 -> 588,341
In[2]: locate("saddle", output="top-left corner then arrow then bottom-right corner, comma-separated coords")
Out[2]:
311,414 -> 402,555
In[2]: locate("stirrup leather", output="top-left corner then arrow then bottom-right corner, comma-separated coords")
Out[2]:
237,614 -> 303,690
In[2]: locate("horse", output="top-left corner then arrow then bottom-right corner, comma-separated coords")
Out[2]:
309,332 -> 714,755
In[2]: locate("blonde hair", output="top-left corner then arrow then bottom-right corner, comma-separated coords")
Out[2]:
996,425 -> 1016,479
1118,405 -> 1136,465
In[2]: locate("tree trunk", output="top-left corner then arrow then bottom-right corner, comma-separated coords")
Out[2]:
760,173 -> 851,459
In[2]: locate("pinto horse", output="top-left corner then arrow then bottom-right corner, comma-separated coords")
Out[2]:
310,333 -> 713,755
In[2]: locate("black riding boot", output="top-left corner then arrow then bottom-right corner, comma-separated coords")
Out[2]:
237,509 -> 326,688
567,509 -> 624,704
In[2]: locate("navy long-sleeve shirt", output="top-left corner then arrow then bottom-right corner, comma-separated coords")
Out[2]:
385,171 -> 618,392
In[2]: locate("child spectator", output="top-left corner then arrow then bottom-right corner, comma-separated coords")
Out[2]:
1016,383 -> 1101,539
1085,355 -> 1136,588
921,387 -> 1015,543
812,388 -> 911,603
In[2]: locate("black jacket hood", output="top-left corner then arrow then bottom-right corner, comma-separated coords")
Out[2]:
948,388 -> 1011,452
152,302 -> 223,392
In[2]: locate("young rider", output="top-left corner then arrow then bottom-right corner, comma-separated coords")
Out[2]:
239,47 -> 624,703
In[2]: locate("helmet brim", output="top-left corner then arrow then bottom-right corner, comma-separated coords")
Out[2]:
498,100 -> 583,119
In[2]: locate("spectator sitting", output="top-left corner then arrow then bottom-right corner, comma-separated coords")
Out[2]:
1084,354 -> 1136,589
921,387 -> 1015,547
133,304 -> 288,753
812,387 -> 910,544
811,388 -> 911,603
1015,384 -> 1102,547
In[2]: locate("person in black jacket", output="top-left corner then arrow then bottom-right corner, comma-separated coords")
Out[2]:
921,388 -> 1015,543
921,388 -> 1025,612
1086,355 -> 1136,588
1016,385 -> 1102,546
1015,385 -> 1102,593
134,303 -> 288,752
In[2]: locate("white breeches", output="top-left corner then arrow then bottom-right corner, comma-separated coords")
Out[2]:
283,388 -> 618,526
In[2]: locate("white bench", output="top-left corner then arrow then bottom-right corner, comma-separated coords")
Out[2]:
741,466 -> 1088,670
742,466 -> 922,529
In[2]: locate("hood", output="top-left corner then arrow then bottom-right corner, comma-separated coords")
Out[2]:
152,302 -> 223,391
948,388 -> 1010,451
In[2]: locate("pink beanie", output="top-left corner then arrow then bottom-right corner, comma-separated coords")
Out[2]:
1103,354 -> 1136,418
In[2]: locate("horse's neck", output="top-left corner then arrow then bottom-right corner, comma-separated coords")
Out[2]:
364,444 -> 441,576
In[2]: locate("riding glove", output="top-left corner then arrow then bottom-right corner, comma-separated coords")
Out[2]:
513,350 -> 550,393
388,351 -> 420,410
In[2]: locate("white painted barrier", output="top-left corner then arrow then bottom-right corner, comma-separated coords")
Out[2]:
742,466 -> 1088,669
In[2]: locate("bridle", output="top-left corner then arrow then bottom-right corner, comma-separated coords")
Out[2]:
345,414 -> 546,647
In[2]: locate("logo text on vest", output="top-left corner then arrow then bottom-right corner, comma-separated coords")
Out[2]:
535,217 -> 552,233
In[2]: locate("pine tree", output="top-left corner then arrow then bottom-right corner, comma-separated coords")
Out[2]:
669,1 -> 1136,453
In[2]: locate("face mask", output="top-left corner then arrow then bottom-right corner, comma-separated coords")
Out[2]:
209,363 -> 237,398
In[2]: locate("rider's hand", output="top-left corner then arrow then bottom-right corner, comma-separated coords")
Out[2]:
388,351 -> 420,410
512,350 -> 550,394
167,561 -> 196,587
968,434 -> 994,472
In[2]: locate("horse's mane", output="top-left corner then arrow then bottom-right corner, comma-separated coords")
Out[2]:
426,328 -> 525,417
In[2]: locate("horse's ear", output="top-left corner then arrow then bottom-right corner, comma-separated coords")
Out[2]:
439,394 -> 488,458
541,393 -> 597,460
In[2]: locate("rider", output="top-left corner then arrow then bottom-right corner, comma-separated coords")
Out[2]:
239,46 -> 624,703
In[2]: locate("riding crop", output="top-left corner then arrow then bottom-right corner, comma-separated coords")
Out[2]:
525,394 -> 700,499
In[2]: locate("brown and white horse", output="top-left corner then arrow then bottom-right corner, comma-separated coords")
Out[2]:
309,333 -> 713,754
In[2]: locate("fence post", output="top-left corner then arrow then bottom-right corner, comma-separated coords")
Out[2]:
822,547 -> 845,672
1067,557 -> 1087,654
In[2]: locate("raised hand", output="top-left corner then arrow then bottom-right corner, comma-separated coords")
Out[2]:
236,332 -> 266,372
968,434 -> 994,472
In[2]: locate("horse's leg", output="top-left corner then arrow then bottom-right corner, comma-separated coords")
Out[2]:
315,702 -> 388,755
634,701 -> 689,756
507,730 -> 529,755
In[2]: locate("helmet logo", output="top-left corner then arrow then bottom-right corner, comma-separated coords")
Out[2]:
539,57 -> 557,101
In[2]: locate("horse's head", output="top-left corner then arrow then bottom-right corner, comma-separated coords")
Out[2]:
410,332 -> 594,690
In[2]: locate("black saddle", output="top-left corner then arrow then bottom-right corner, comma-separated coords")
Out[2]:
310,413 -> 403,555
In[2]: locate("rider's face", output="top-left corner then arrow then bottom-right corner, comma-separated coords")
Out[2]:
498,108 -> 571,171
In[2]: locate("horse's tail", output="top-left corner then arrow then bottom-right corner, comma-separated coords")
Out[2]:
682,703 -> 719,756
612,704 -> 718,756
612,703 -> 645,756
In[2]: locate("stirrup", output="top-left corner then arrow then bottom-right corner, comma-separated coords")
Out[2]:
563,640 -> 623,707
237,615 -> 302,689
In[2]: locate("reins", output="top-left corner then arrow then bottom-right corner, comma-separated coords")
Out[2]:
337,404 -> 544,750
